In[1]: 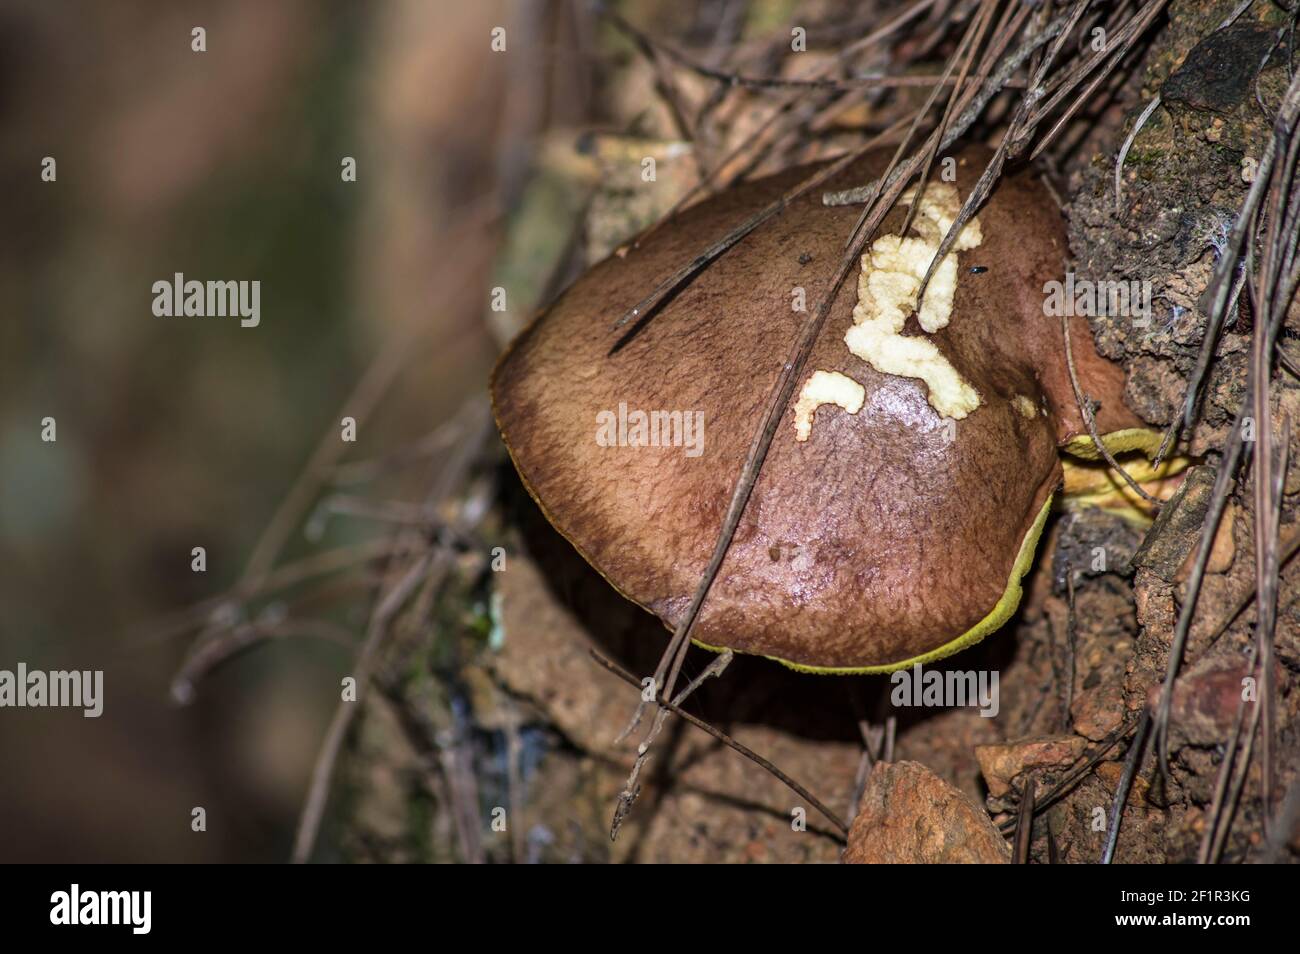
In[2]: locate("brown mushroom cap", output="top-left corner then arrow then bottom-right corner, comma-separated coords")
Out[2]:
492,144 -> 1148,672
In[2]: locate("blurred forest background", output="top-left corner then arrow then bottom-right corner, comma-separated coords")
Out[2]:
0,0 -> 511,861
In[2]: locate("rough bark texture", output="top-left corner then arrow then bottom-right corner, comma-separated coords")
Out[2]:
1054,0 -> 1300,862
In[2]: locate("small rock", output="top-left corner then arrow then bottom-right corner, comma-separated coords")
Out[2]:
1144,653 -> 1253,747
975,735 -> 1089,799
1162,24 -> 1278,114
844,761 -> 1009,864
1095,760 -> 1150,804
1072,683 -> 1126,741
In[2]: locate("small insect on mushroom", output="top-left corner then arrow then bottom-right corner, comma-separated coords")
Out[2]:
491,144 -> 1167,673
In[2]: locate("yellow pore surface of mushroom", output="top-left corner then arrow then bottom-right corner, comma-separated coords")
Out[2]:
793,369 -> 867,441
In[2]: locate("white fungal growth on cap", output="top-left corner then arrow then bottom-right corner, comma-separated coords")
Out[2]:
793,370 -> 866,441
843,182 -> 984,419
792,183 -> 985,440
1013,394 -> 1039,419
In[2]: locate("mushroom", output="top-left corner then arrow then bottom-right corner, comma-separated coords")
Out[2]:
491,144 -> 1160,673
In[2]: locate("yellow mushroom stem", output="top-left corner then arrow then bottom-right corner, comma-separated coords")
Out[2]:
1060,437 -> 1193,526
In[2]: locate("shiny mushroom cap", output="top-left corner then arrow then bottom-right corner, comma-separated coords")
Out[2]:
492,144 -> 1152,672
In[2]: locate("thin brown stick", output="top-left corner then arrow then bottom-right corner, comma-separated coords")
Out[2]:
614,139 -> 922,798
1065,569 -> 1078,727
609,9 -> 1029,92
291,547 -> 441,864
1014,779 -> 1037,863
823,2 -> 1053,208
1101,708 -> 1151,864
1280,346 -> 1300,378
610,119 -> 921,772
837,1 -> 1037,260
912,0 -> 1095,306
329,418 -> 469,485
998,713 -> 1140,833
1026,0 -> 1171,161
850,715 -> 876,817
135,537 -> 394,655
290,401 -> 493,863
606,8 -> 702,154
591,649 -> 849,839
1025,0 -> 1168,133
610,649 -> 734,838
1202,525 -> 1300,653
1181,98 -> 1279,429
1209,690 -> 1262,863
1153,70 -> 1300,774
172,618 -> 357,702
165,403 -> 491,690
1153,403 -> 1247,774
1198,645 -> 1259,863
1062,313 -> 1163,507
902,0 -> 1000,239
1114,94 -> 1162,211
239,316 -> 418,587
625,0 -> 945,247
610,116 -> 912,330
1158,265 -> 1246,468
1023,526 -> 1296,851
1244,69 -> 1300,818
